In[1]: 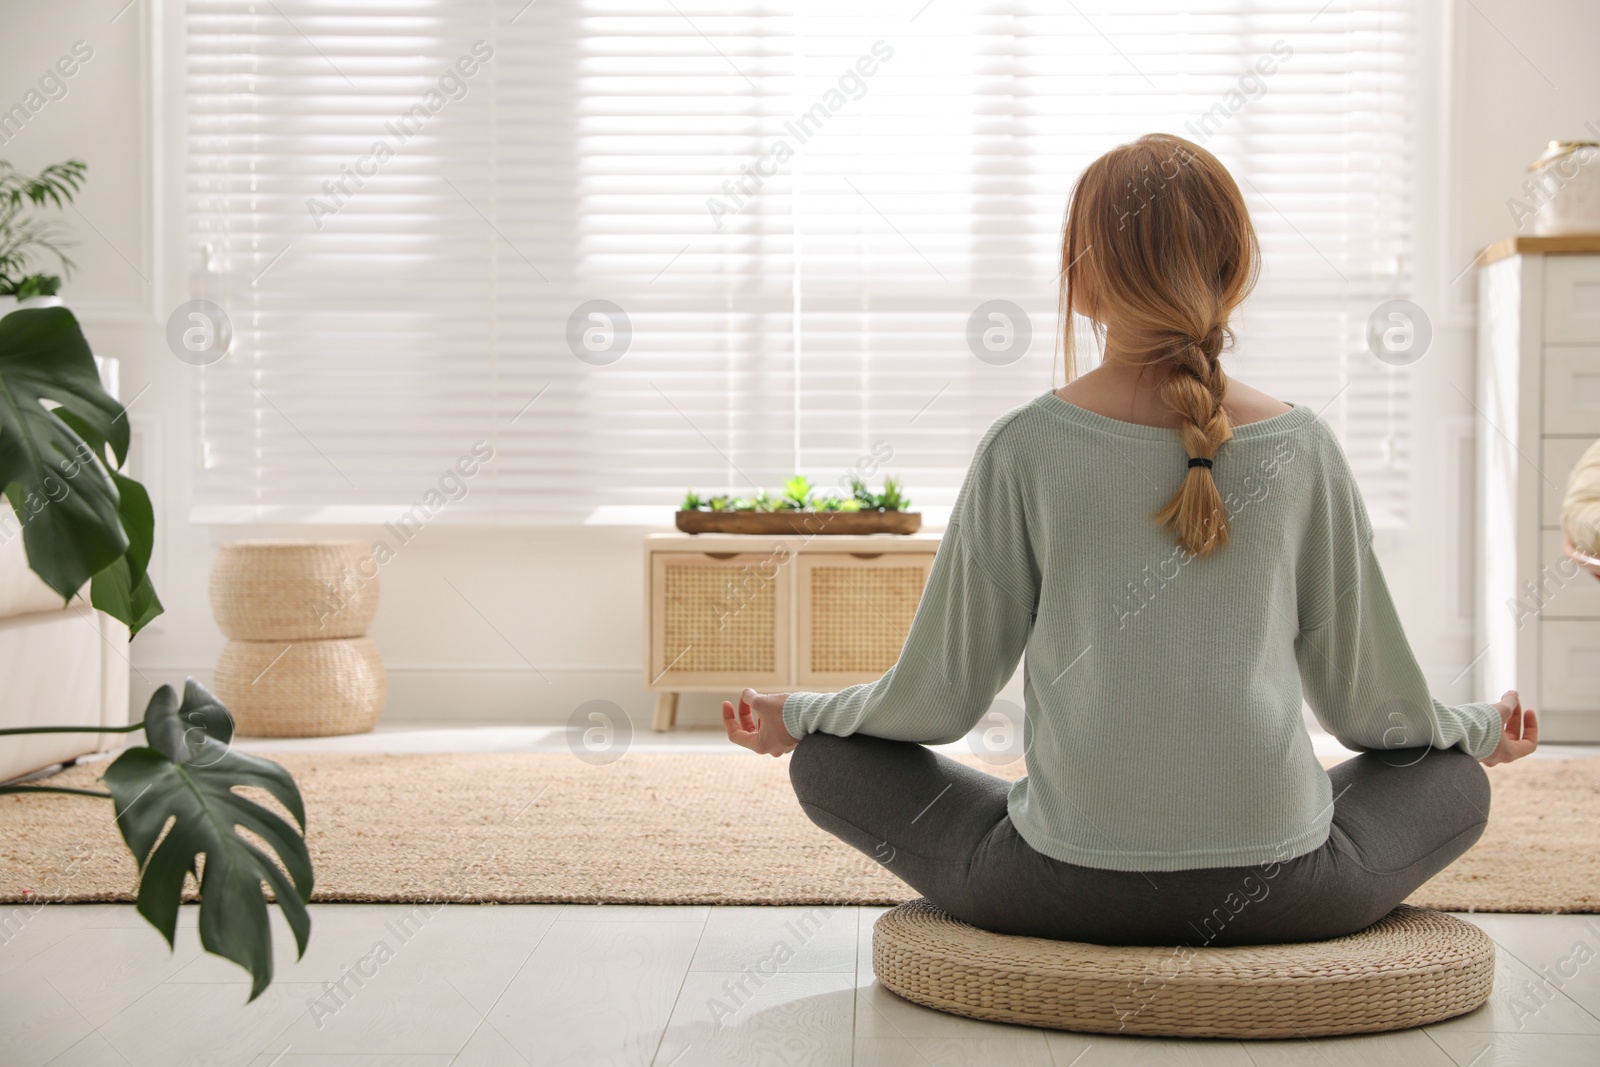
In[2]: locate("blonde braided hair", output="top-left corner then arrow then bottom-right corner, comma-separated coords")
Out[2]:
1058,134 -> 1259,558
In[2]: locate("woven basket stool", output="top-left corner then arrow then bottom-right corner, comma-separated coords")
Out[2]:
210,541 -> 378,640
873,900 -> 1494,1039
210,541 -> 385,737
213,637 -> 386,737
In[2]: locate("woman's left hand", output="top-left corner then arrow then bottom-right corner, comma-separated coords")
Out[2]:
722,688 -> 798,757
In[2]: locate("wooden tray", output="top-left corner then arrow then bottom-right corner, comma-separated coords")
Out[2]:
675,511 -> 922,535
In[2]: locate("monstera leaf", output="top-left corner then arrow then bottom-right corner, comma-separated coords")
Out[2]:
103,679 -> 314,1001
0,306 -> 161,632
88,470 -> 162,633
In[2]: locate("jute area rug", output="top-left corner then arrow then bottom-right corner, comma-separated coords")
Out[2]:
1,753 -> 1596,912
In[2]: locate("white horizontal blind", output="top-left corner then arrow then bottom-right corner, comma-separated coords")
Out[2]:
187,1 -> 1418,525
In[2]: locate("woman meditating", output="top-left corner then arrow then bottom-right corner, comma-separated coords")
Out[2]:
721,133 -> 1539,947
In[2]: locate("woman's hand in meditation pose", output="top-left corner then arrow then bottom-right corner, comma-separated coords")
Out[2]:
722,687 -> 798,757
1481,690 -> 1539,767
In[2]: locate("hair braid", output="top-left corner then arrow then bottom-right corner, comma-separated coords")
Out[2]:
1150,327 -> 1232,556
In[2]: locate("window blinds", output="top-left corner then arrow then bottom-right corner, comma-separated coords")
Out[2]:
186,1 -> 1417,525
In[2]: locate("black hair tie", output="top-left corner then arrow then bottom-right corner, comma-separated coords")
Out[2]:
1187,457 -> 1214,470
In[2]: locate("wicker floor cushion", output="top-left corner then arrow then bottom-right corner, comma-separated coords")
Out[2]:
872,900 -> 1494,1039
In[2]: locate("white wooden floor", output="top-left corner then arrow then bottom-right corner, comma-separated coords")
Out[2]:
2,901 -> 1597,1066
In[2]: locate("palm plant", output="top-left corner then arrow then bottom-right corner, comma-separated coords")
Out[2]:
0,159 -> 87,297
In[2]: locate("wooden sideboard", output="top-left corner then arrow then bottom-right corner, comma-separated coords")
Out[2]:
1477,236 -> 1600,741
642,532 -> 942,730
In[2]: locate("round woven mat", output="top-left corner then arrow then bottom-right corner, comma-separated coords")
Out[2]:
872,900 -> 1494,1038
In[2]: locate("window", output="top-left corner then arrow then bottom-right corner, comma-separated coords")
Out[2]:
187,1 -> 1418,525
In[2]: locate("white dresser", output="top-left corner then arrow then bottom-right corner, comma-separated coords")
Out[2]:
1477,235 -> 1600,741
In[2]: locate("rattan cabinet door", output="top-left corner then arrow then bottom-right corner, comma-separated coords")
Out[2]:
649,552 -> 790,690
795,553 -> 935,690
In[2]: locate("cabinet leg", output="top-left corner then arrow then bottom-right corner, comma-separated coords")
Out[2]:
653,691 -> 679,732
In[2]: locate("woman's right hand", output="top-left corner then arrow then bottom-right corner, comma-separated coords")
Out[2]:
721,688 -> 798,758
1481,690 -> 1538,767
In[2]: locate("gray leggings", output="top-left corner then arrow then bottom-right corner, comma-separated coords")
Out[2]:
789,733 -> 1491,946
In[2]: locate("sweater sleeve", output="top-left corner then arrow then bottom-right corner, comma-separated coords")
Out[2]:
781,518 -> 1035,744
781,409 -> 1038,744
1295,536 -> 1503,760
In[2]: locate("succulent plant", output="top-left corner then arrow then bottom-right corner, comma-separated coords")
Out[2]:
781,475 -> 814,511
877,475 -> 910,512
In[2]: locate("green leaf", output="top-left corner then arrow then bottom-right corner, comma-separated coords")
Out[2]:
0,159 -> 87,213
53,407 -> 114,473
90,556 -> 164,636
0,308 -> 129,599
850,476 -> 875,509
878,475 -> 909,512
88,468 -> 162,633
781,475 -> 813,510
13,274 -> 60,299
110,470 -> 154,587
102,679 -> 313,1001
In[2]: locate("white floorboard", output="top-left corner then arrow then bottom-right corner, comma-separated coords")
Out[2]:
476,916 -> 702,1065
1239,1030 -> 1459,1066
1,902 -> 1596,1066
1427,1030 -> 1600,1066
654,969 -> 856,1066
855,1036 -> 1057,1066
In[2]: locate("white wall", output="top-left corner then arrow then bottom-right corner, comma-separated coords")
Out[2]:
3,0 -> 1596,730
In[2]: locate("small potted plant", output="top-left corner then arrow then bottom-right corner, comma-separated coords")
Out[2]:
0,158 -> 87,313
676,474 -> 920,534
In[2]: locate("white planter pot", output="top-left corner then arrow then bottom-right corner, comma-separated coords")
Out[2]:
0,294 -> 65,314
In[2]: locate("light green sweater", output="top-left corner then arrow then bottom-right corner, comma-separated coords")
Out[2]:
783,391 -> 1503,873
